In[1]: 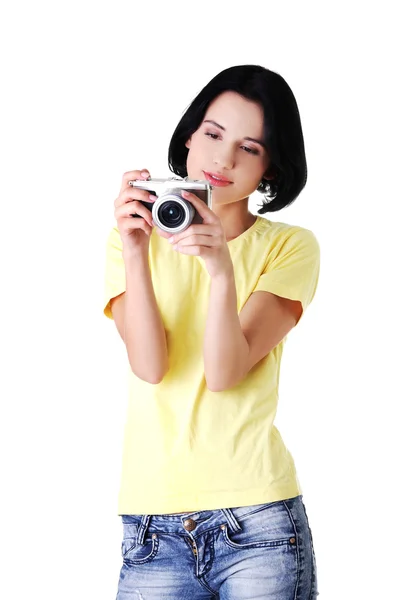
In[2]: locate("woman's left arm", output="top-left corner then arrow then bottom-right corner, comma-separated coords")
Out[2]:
203,268 -> 250,392
155,190 -> 302,392
204,268 -> 302,391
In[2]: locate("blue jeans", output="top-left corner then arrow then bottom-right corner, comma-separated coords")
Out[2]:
116,495 -> 318,599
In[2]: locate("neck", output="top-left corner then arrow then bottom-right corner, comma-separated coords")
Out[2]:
212,198 -> 257,242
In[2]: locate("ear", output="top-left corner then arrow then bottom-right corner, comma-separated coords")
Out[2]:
185,137 -> 191,149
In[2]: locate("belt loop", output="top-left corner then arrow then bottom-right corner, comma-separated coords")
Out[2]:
221,508 -> 242,532
137,514 -> 151,545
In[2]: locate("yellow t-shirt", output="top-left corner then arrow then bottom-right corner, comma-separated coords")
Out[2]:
103,215 -> 320,515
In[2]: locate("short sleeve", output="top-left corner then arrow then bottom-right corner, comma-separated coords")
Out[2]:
103,225 -> 126,319
253,227 -> 320,325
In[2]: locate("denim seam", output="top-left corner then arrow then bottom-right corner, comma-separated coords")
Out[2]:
197,575 -> 219,598
282,500 -> 300,600
232,504 -> 280,522
221,507 -> 242,532
300,500 -> 316,599
230,497 -> 300,522
137,514 -> 151,545
198,535 -> 216,579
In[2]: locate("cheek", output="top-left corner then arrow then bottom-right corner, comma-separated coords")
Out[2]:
185,150 -> 196,171
186,139 -> 206,167
192,132 -> 211,152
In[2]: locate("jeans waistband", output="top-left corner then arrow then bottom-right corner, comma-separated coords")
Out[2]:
132,496 -> 302,545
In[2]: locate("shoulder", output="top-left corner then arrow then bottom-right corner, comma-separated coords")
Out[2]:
262,217 -> 319,255
265,216 -> 318,239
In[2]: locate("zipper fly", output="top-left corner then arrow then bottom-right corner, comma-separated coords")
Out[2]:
190,539 -> 198,556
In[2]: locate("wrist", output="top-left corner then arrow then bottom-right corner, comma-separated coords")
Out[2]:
210,265 -> 235,284
122,244 -> 149,262
122,251 -> 150,275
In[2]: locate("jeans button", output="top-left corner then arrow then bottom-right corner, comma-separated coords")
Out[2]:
183,518 -> 197,532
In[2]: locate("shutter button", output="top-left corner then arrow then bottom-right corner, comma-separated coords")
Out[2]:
183,518 -> 197,532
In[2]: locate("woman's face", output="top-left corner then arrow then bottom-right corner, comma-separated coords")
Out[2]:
185,91 -> 272,207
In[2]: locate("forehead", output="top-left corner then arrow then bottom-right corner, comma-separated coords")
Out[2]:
204,91 -> 264,132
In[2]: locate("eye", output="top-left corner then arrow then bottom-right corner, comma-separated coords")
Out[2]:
242,146 -> 259,155
204,132 -> 260,155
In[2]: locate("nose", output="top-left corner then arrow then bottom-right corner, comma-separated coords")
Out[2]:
213,146 -> 235,170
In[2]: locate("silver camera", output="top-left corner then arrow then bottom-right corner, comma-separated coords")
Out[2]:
128,176 -> 213,233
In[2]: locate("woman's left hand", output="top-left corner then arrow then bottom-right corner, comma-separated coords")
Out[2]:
154,190 -> 233,279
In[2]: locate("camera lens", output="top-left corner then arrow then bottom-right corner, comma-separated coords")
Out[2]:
158,201 -> 186,227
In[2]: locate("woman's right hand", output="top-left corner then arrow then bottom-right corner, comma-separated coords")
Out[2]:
114,169 -> 156,254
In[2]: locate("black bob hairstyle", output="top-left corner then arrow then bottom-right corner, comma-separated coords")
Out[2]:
168,65 -> 307,214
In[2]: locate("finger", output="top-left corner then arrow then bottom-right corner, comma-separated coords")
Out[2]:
171,234 -> 218,248
119,216 -> 152,237
115,200 -> 154,226
168,224 -> 218,242
154,227 -> 174,240
154,224 -> 217,242
114,187 -> 157,208
119,169 -> 151,195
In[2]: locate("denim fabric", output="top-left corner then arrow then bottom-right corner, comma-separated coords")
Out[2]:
116,494 -> 318,599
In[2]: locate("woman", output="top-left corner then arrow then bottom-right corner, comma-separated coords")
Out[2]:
104,64 -> 320,599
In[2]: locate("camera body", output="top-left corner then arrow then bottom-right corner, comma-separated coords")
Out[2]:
128,177 -> 213,233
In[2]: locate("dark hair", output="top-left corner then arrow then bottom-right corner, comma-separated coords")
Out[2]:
168,65 -> 307,214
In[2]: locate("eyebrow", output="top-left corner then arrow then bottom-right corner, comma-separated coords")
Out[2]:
203,119 -> 267,149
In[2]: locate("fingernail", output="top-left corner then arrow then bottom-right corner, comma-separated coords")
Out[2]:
141,171 -> 149,178
168,237 -> 175,244
149,194 -> 157,200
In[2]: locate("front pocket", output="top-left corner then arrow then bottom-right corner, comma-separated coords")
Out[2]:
121,538 -> 137,557
122,534 -> 160,565
221,524 -> 295,549
220,501 -> 297,550
121,521 -> 138,558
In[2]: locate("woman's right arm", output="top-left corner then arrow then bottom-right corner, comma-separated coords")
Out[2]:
110,254 -> 169,384
111,169 -> 169,384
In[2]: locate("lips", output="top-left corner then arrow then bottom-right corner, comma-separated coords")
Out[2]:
203,171 -> 233,186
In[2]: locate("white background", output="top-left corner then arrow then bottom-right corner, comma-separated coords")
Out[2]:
0,1 -> 398,598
